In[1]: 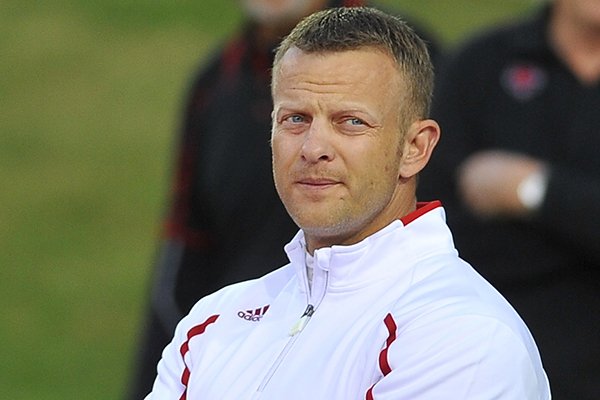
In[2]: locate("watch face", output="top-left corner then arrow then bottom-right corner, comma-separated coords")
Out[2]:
517,170 -> 548,210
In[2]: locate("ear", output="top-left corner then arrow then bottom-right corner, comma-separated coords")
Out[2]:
399,119 -> 441,179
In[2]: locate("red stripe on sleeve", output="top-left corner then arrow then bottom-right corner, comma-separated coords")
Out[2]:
178,314 -> 219,399
379,313 -> 398,375
365,313 -> 398,400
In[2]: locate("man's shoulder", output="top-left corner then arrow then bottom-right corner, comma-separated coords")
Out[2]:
182,263 -> 296,324
387,256 -> 548,389
392,254 -> 530,336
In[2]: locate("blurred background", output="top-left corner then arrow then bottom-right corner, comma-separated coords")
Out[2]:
1,1 -> 535,398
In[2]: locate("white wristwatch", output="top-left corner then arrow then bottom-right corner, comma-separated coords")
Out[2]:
517,168 -> 549,211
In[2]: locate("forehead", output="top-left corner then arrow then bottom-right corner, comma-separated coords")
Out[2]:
272,46 -> 401,96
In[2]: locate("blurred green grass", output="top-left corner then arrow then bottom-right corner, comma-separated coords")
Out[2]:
1,1 -> 534,398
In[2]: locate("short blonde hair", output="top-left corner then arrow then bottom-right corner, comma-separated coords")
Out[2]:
273,7 -> 434,120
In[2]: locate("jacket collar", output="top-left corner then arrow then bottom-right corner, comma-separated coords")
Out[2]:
284,201 -> 453,294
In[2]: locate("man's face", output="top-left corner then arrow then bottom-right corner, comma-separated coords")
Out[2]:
271,47 -> 412,252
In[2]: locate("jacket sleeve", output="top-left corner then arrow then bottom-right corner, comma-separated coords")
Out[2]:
145,307 -> 221,399
367,315 -> 550,399
143,319 -> 191,399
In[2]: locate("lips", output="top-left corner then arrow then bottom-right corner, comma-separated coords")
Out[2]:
294,176 -> 342,193
297,177 -> 339,186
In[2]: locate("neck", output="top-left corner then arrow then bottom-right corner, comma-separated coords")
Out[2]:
304,185 -> 418,255
549,5 -> 600,84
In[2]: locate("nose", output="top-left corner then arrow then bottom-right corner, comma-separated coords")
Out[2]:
301,120 -> 334,163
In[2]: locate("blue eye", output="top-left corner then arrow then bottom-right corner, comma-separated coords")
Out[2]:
289,115 -> 304,123
346,118 -> 364,126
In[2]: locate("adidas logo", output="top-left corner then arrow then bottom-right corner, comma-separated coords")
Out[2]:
237,305 -> 270,322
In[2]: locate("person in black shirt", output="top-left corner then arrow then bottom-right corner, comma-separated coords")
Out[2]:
418,1 -> 600,398
126,1 -> 439,398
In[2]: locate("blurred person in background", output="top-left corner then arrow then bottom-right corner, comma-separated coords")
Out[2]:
418,0 -> 600,398
127,1 -> 439,398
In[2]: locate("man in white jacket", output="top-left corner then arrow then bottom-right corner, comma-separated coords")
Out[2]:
146,7 -> 551,399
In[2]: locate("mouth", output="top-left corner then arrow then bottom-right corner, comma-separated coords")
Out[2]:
295,177 -> 341,190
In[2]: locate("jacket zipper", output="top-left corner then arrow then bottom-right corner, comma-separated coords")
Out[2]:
253,270 -> 328,397
289,304 -> 314,336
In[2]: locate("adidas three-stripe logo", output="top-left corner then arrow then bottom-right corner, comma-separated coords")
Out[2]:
237,305 -> 270,322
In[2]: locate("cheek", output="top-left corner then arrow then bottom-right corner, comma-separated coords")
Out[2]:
271,134 -> 284,159
369,142 -> 401,175
271,138 -> 293,178
381,149 -> 395,173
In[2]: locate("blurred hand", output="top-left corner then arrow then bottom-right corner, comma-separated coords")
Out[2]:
457,150 -> 546,218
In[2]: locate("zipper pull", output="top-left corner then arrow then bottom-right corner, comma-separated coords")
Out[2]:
289,304 -> 315,336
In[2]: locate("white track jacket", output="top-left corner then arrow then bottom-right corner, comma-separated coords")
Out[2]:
146,202 -> 551,399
